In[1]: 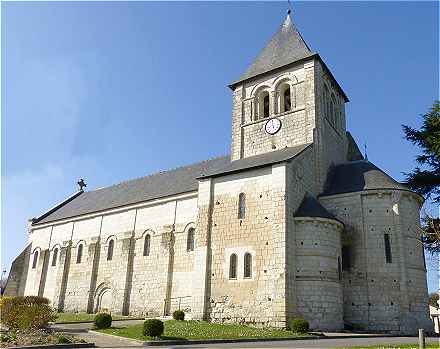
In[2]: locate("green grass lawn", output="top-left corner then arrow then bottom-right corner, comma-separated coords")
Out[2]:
55,312 -> 134,323
97,320 -> 309,341
336,344 -> 440,349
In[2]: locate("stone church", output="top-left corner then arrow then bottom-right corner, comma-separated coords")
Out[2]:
5,12 -> 433,334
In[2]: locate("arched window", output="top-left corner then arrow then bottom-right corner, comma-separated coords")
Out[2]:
107,239 -> 114,261
384,234 -> 392,263
238,193 -> 246,219
331,94 -> 337,126
52,248 -> 58,267
76,244 -> 83,264
330,99 -> 335,125
279,84 -> 291,113
258,91 -> 270,119
324,85 -> 330,119
32,250 -> 39,269
338,256 -> 342,281
244,252 -> 252,278
342,246 -> 351,270
229,254 -> 237,279
143,234 -> 151,256
187,228 -> 195,252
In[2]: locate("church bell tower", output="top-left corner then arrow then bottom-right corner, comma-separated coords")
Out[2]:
229,11 -> 349,190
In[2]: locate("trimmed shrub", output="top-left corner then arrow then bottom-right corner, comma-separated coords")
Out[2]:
94,313 -> 112,329
0,296 -> 56,330
290,318 -> 309,333
143,319 -> 164,338
172,310 -> 185,321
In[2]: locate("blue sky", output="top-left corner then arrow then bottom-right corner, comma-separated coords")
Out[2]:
2,2 -> 438,291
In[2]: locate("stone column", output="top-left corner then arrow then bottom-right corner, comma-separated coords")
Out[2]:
269,91 -> 276,116
231,86 -> 244,161
87,237 -> 101,313
111,232 -> 135,315
270,164 -> 288,327
162,225 -> 175,316
291,83 -> 297,110
53,241 -> 72,311
37,249 -> 50,297
192,178 -> 214,320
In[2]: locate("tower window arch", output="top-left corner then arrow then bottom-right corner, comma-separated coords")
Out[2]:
52,248 -> 58,267
331,93 -> 337,126
76,244 -> 83,264
324,84 -> 330,119
107,239 -> 114,261
279,83 -> 291,113
238,193 -> 246,219
187,228 -> 195,252
229,254 -> 237,279
32,250 -> 39,269
244,252 -> 252,278
258,91 -> 270,119
338,256 -> 342,281
143,234 -> 151,256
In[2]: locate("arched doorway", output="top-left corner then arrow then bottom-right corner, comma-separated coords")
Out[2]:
94,283 -> 112,313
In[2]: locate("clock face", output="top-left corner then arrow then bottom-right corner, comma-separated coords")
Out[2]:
265,118 -> 282,135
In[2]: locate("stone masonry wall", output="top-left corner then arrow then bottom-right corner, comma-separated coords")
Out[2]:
25,195 -> 199,317
313,61 -> 347,193
293,218 -> 343,331
3,244 -> 31,296
320,190 -> 433,334
206,165 -> 288,327
285,146 -> 316,322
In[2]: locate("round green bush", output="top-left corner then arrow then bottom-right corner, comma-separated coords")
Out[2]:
143,319 -> 164,338
290,318 -> 309,333
172,310 -> 185,321
94,313 -> 112,329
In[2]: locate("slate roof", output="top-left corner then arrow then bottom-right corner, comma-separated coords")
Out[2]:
33,144 -> 311,225
198,143 -> 311,178
229,14 -> 349,102
34,156 -> 230,225
232,14 -> 314,85
294,195 -> 340,222
321,160 -> 410,197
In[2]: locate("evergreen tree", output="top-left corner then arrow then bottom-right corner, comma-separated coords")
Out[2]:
403,101 -> 440,202
429,292 -> 439,308
403,101 -> 440,253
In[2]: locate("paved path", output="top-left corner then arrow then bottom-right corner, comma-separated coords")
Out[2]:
53,320 -> 144,348
52,320 -> 440,348
143,337 -> 439,348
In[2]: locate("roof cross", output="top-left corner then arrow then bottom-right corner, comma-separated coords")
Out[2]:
77,178 -> 87,191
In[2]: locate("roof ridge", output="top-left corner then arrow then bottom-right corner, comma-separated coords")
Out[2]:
89,154 -> 230,193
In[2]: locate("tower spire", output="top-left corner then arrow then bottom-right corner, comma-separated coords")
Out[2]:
232,8 -> 312,84
287,0 -> 292,15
